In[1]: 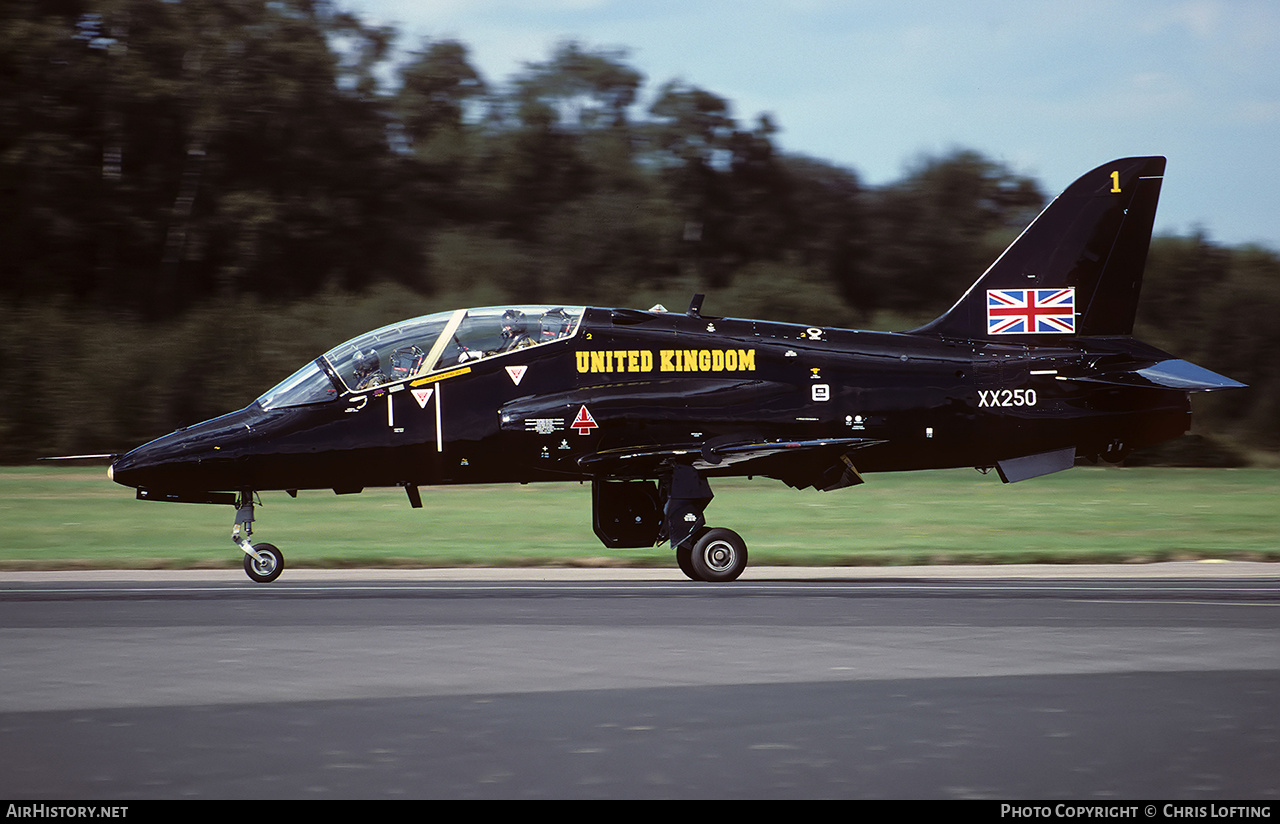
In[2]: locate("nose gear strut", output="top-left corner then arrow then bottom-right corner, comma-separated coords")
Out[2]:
233,492 -> 285,583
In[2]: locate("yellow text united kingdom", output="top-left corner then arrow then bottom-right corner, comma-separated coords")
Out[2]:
575,349 -> 757,374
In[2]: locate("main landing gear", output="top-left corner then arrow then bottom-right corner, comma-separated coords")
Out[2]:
676,526 -> 748,583
665,465 -> 749,583
592,467 -> 751,582
233,493 -> 284,583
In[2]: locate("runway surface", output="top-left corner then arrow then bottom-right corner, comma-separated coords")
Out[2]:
1,563 -> 1278,799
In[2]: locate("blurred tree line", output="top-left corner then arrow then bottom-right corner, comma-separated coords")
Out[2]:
1,0 -> 1275,462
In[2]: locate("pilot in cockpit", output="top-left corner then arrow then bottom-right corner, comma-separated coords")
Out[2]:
539,307 -> 571,341
353,348 -> 387,390
498,309 -> 534,352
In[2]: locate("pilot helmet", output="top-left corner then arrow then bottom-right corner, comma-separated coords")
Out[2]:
501,309 -> 527,338
540,307 -> 569,339
353,348 -> 380,379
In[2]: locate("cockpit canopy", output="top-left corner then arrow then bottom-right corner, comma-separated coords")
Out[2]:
258,306 -> 584,410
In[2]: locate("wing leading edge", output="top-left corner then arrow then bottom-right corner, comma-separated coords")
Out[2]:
578,436 -> 884,491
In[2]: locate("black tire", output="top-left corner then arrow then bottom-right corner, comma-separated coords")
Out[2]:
689,528 -> 747,582
244,542 -> 284,583
676,543 -> 702,581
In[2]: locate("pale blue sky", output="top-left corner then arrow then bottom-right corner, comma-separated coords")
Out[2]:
346,0 -> 1280,249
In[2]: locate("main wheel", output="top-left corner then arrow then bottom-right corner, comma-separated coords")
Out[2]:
688,528 -> 747,582
244,542 -> 284,583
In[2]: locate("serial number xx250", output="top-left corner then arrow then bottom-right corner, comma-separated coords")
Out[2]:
978,388 -> 1038,408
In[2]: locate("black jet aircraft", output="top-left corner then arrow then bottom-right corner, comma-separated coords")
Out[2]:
107,156 -> 1244,583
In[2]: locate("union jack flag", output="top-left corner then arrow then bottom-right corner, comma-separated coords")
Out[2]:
986,288 -> 1076,335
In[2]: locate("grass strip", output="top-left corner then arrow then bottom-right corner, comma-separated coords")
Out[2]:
1,466 -> 1277,570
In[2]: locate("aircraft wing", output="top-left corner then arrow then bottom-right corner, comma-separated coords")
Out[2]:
578,436 -> 884,491
500,379 -> 884,490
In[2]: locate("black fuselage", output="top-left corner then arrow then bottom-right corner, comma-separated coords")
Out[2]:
109,307 -> 1190,498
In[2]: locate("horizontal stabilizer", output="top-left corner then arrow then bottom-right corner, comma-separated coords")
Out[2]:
996,447 -> 1076,483
1060,359 -> 1247,392
1135,359 -> 1247,391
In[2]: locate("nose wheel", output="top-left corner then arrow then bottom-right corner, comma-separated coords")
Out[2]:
233,492 -> 285,583
243,542 -> 285,583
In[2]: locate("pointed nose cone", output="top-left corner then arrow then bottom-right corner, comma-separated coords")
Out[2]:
109,406 -> 263,492
107,443 -> 160,490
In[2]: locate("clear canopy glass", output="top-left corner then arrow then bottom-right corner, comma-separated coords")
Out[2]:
257,306 -> 583,409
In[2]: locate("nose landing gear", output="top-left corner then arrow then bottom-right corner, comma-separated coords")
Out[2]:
243,542 -> 284,583
233,493 -> 284,583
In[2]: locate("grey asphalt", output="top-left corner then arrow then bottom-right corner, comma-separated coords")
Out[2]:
1,563 -> 1277,800
4,558 -> 1279,582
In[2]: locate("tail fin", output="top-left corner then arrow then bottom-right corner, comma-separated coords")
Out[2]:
910,156 -> 1165,339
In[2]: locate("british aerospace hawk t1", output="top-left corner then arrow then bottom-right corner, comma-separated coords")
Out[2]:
107,156 -> 1244,582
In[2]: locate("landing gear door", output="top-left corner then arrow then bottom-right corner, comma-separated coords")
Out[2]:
592,479 -> 663,548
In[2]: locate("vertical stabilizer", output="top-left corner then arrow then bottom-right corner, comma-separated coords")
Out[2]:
910,156 -> 1165,339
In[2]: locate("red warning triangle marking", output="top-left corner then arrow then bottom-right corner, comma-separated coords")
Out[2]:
505,365 -> 527,385
571,405 -> 598,435
412,388 -> 434,408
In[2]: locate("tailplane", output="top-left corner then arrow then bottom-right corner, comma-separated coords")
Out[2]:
910,156 -> 1166,339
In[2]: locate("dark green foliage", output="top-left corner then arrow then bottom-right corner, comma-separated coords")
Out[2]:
863,149 -> 1045,315
1,3 -> 1275,461
1,0 -> 421,315
1125,434 -> 1248,468
1138,238 -> 1280,451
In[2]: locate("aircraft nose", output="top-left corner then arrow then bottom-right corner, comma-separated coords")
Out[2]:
107,438 -> 172,490
108,406 -> 263,491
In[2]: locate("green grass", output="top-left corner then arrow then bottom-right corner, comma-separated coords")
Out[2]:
1,465 -> 1278,570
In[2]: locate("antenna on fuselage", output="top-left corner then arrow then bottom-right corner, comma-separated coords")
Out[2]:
686,294 -> 705,318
